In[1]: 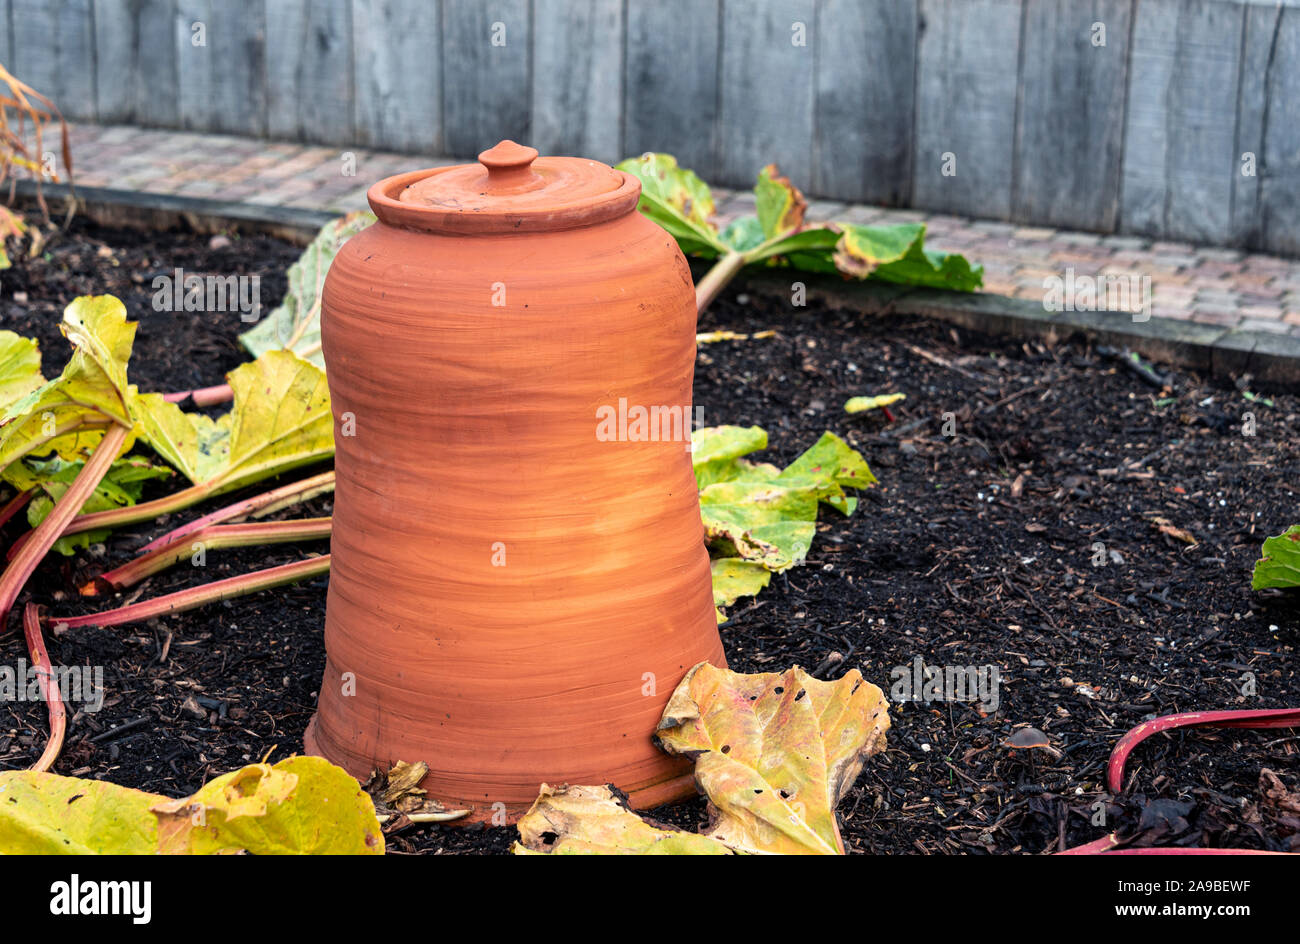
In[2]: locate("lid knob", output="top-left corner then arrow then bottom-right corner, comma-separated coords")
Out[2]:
478,140 -> 542,192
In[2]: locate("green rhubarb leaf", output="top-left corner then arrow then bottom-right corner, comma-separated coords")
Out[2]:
754,164 -> 805,240
615,153 -> 728,258
238,211 -> 375,368
700,481 -> 819,570
132,350 -> 332,495
0,296 -> 138,471
11,455 -> 173,555
778,431 -> 878,515
691,424 -> 768,488
711,557 -> 772,608
835,222 -> 983,291
695,428 -> 876,574
0,331 -> 42,411
1252,525 -> 1300,590
0,756 -> 383,855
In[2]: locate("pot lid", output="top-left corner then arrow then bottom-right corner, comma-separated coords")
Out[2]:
367,140 -> 641,235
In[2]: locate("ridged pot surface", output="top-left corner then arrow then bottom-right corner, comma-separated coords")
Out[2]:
305,144 -> 725,821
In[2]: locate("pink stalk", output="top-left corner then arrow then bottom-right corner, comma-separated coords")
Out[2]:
23,603 -> 64,772
0,488 -> 34,530
139,470 -> 335,553
162,382 -> 234,407
0,423 -> 129,630
84,517 -> 333,595
5,480 -> 213,561
1108,708 -> 1300,794
695,251 -> 746,315
56,554 -> 331,629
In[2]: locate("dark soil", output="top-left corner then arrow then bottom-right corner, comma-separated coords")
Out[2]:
1,218 -> 1297,856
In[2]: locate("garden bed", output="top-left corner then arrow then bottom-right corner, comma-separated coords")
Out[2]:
1,219 -> 1297,855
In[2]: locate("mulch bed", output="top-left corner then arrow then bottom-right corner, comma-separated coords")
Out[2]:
1,217 -> 1297,855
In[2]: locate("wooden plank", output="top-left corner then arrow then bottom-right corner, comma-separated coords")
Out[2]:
93,0 -> 180,127
133,0 -> 181,127
531,0 -> 623,162
623,0 -> 719,178
93,0 -> 135,122
913,0 -> 1022,220
0,0 -> 13,69
1120,0 -> 1244,244
812,0 -> 915,205
351,0 -> 440,153
1013,0 -> 1131,231
11,0 -> 97,121
176,0 -> 266,137
1247,4 -> 1300,256
266,0 -> 354,144
718,0 -> 815,188
441,0 -> 530,158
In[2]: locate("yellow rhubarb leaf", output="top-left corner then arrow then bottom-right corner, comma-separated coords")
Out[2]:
0,330 -> 42,411
655,662 -> 890,855
513,784 -> 736,855
132,350 -> 333,494
0,296 -> 138,470
0,756 -> 383,855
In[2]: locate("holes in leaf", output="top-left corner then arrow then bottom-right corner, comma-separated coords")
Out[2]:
795,689 -> 806,701
720,744 -> 731,754
774,686 -> 784,695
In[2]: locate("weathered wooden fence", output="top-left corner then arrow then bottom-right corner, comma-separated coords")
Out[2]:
1,0 -> 1297,253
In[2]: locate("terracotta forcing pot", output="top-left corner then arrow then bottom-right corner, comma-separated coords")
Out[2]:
304,141 -> 726,822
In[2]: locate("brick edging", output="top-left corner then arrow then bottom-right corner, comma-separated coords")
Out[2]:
738,271 -> 1300,391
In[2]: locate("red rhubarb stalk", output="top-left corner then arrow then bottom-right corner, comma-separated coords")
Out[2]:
138,470 -> 335,553
163,382 -> 234,407
84,517 -> 333,595
5,480 -> 214,561
0,423 -> 130,628
22,603 -> 65,772
0,488 -> 34,530
1108,708 -> 1300,794
56,554 -> 331,629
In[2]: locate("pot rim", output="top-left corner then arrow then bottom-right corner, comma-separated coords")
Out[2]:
367,166 -> 642,236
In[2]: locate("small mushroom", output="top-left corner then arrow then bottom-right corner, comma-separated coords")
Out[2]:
1004,726 -> 1062,759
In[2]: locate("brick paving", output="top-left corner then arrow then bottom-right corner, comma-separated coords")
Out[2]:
61,122 -> 1300,337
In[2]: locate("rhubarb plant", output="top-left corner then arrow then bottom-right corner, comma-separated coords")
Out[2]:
694,426 -> 876,619
48,349 -> 336,543
616,153 -> 983,312
515,662 -> 890,855
0,296 -> 138,472
7,455 -> 171,554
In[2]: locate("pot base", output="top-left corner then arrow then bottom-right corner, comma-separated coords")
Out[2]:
301,715 -> 702,826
